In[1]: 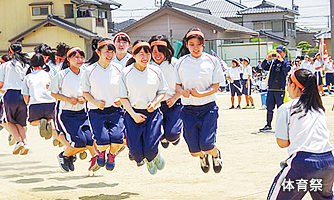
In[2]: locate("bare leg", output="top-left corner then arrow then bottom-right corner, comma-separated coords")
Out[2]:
6,122 -> 22,143
109,143 -> 123,154
231,96 -> 235,106
237,95 -> 242,106
30,120 -> 40,126
204,147 -> 218,157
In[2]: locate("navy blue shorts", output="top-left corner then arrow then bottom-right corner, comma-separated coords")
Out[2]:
241,79 -> 252,95
88,106 -> 125,146
315,71 -> 323,85
0,100 -> 4,124
160,99 -> 183,142
57,109 -> 93,148
325,73 -> 334,85
3,90 -> 27,126
181,101 -> 219,153
28,103 -> 55,122
267,151 -> 334,200
230,80 -> 242,96
124,109 -> 163,163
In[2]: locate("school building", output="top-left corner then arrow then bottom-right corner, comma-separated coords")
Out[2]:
0,0 -> 121,56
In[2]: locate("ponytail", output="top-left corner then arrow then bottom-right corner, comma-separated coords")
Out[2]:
34,43 -> 56,65
289,69 -> 325,118
9,43 -> 29,67
27,53 -> 50,75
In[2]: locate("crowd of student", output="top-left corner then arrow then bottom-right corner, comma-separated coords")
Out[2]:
0,27 -> 333,199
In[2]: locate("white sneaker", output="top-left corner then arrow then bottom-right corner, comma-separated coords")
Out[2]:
20,144 -> 30,155
8,134 -> 16,146
13,142 -> 24,155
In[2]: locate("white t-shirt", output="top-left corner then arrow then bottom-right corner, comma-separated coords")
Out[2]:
21,69 -> 55,105
151,57 -> 178,101
112,53 -> 132,68
324,62 -> 334,74
49,67 -> 85,111
175,53 -> 224,106
314,59 -> 323,72
227,66 -> 241,81
0,60 -> 28,91
275,98 -> 334,156
242,65 -> 252,80
82,61 -> 123,109
118,64 -> 168,109
49,62 -> 63,79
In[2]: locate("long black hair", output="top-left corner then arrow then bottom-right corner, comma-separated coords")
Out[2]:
62,48 -> 85,70
86,38 -> 115,65
34,43 -> 56,65
288,69 -> 325,118
9,43 -> 29,67
26,53 -> 50,75
125,40 -> 152,67
148,35 -> 174,64
177,27 -> 204,58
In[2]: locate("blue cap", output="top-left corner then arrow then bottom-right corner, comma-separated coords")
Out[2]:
276,46 -> 286,52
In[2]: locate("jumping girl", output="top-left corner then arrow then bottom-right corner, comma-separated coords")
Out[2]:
267,69 -> 334,199
175,28 -> 224,173
0,43 -> 29,155
83,39 -> 125,171
148,34 -> 182,148
242,57 -> 255,109
113,32 -> 132,67
49,47 -> 98,172
119,40 -> 168,175
22,53 -> 55,140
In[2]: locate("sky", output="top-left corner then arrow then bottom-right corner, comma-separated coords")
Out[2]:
112,0 -> 331,30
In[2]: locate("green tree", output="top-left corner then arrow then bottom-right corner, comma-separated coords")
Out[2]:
296,41 -> 312,54
307,47 -> 319,57
250,38 -> 264,43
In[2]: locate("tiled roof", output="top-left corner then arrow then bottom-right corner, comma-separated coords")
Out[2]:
9,15 -> 100,42
71,0 -> 121,7
193,0 -> 246,18
258,30 -> 289,44
314,31 -> 331,40
238,0 -> 298,15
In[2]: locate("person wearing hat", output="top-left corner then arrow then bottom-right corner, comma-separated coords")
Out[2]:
259,46 -> 291,132
314,53 -> 325,96
242,57 -> 255,109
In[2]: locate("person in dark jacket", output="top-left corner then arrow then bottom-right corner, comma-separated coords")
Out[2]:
259,46 -> 291,132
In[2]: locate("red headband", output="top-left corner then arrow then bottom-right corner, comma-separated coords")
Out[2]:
42,55 -> 50,63
114,32 -> 131,43
186,31 -> 204,39
151,41 -> 167,47
67,47 -> 82,58
291,70 -> 304,90
97,40 -> 114,50
9,46 -> 22,54
132,42 -> 150,53
0,58 -> 5,64
55,55 -> 66,63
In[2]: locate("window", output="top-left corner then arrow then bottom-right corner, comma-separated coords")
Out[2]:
32,7 -> 49,16
272,21 -> 283,32
253,22 -> 272,31
64,4 -> 74,18
98,11 -> 107,19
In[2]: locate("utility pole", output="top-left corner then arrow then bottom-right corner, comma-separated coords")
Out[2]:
331,0 -> 334,57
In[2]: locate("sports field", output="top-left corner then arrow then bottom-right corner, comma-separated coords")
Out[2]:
0,93 -> 333,200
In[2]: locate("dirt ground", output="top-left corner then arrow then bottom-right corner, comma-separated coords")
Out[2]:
0,92 -> 333,200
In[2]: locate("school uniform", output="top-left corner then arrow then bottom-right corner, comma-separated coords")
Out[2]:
22,69 -> 56,122
49,67 -> 93,148
119,63 -> 168,163
82,61 -> 125,146
48,61 -> 61,79
112,53 -> 132,67
241,65 -> 252,95
314,59 -> 324,85
300,60 -> 313,73
227,66 -> 242,97
267,98 -> 334,200
175,53 -> 224,153
151,57 -> 183,142
324,62 -> 334,87
0,60 -> 28,126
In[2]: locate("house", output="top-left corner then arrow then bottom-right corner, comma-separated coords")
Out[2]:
314,31 -> 332,57
238,0 -> 298,49
120,0 -> 257,57
0,0 -> 121,56
296,26 -> 317,47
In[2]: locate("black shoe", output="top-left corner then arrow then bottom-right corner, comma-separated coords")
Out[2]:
200,154 -> 210,173
172,138 -> 180,146
212,150 -> 222,173
161,139 -> 169,148
68,156 -> 75,171
259,125 -> 272,132
57,152 -> 69,172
